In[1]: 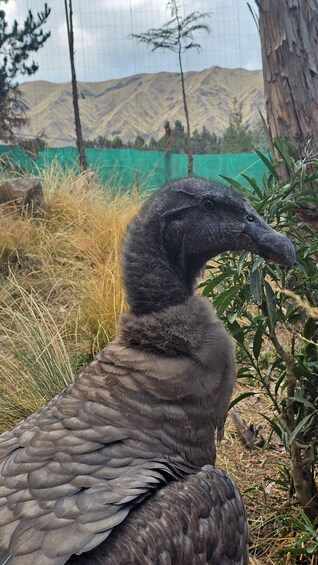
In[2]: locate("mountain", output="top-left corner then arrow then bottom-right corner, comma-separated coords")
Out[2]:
18,67 -> 264,147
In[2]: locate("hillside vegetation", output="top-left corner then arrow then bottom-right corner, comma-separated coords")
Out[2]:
18,67 -> 264,146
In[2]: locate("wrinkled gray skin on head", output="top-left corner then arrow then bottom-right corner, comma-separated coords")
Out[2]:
122,177 -> 295,314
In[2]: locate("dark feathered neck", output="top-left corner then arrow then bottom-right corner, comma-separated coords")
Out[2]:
121,215 -> 207,315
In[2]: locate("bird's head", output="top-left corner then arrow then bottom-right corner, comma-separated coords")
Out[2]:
122,178 -> 295,314
152,177 -> 295,268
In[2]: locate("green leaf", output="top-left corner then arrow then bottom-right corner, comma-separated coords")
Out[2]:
285,302 -> 301,320
253,328 -> 263,360
287,413 -> 315,447
303,317 -> 317,340
273,138 -> 294,168
219,175 -> 246,192
252,256 -> 264,273
274,370 -> 286,397
281,547 -> 311,556
228,391 -> 257,410
264,280 -> 277,332
201,271 -> 229,296
237,251 -> 248,275
250,268 -> 263,304
237,366 -> 254,379
288,397 -> 316,411
215,284 -> 242,316
227,320 -> 245,344
255,150 -> 279,180
261,413 -> 285,441
240,174 -> 264,197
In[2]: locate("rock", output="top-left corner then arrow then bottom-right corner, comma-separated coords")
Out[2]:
0,177 -> 43,211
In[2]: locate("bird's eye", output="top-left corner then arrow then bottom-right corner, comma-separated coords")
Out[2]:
203,199 -> 216,212
246,214 -> 255,222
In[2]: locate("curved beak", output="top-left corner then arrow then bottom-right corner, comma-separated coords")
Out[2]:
255,229 -> 296,268
243,217 -> 296,269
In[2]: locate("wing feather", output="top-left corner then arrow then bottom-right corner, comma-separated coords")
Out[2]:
67,466 -> 249,565
0,365 -> 172,564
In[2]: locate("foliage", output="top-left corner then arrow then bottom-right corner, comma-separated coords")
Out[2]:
131,0 -> 210,54
111,135 -> 124,149
84,135 -> 112,149
133,134 -> 146,150
130,0 -> 211,176
279,511 -> 318,557
191,126 -> 221,154
202,138 -> 318,520
0,3 -> 50,140
251,119 -> 270,152
85,118 -> 264,155
220,98 -> 254,153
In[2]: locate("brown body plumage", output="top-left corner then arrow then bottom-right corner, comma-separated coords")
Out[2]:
0,178 -> 295,564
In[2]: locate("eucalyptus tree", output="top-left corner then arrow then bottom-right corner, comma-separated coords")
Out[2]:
254,0 -> 318,227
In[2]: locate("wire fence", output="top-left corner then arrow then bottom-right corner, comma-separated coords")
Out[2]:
0,145 -> 269,191
5,0 -> 261,149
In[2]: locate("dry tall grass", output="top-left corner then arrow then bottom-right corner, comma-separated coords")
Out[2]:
0,164 -> 141,431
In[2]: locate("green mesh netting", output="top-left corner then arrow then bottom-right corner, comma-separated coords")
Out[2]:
0,146 -> 269,191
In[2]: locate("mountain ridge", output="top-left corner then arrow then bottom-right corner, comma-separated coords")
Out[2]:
18,66 -> 264,147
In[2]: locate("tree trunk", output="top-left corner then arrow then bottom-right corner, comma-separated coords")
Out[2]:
178,50 -> 193,177
256,0 -> 318,149
256,0 -> 318,227
164,120 -> 172,183
64,0 -> 87,172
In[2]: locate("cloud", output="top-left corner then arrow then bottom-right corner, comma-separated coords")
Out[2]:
3,0 -> 261,84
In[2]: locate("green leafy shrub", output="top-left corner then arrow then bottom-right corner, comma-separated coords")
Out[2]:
202,139 -> 318,521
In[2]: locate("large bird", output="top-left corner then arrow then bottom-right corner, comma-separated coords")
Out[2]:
0,178 -> 295,564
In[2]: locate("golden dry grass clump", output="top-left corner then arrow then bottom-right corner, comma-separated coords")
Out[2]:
0,164 -> 141,431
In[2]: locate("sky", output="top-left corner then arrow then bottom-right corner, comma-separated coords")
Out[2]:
4,0 -> 261,84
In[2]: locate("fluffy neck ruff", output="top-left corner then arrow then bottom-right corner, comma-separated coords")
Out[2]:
115,295 -> 236,461
118,295 -> 215,357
